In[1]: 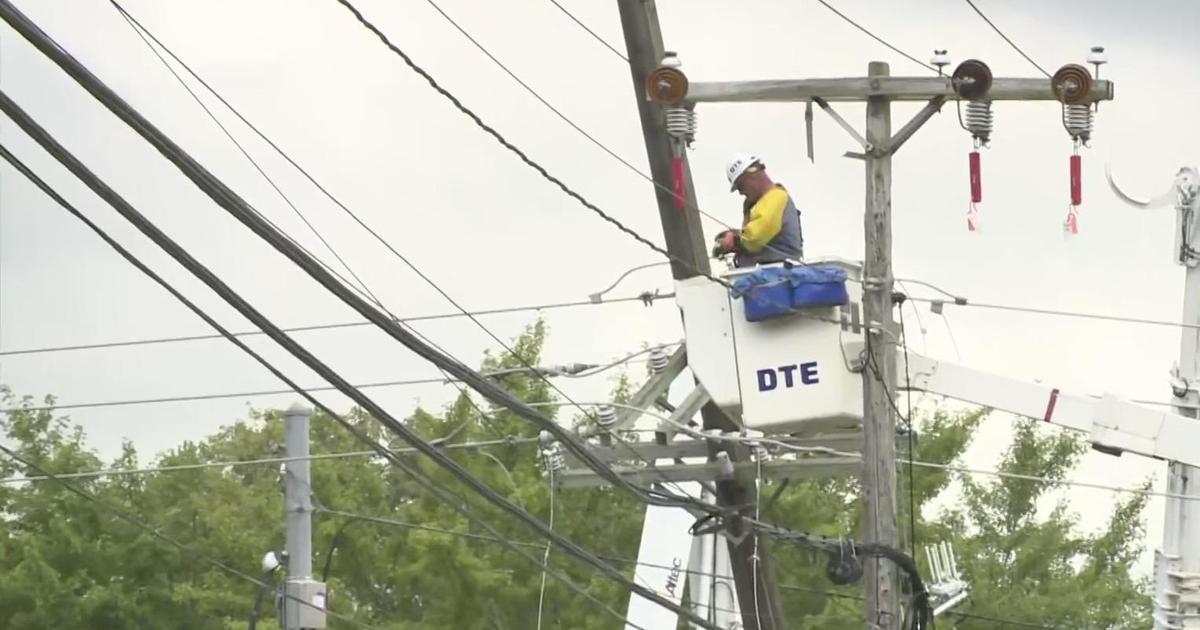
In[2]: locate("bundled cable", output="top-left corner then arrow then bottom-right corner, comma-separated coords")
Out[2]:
0,89 -> 717,630
0,0 -> 706,515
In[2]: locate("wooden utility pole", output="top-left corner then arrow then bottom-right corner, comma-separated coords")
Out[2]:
616,2 -> 788,629
615,0 -> 708,282
667,55 -> 1113,629
861,61 -> 900,627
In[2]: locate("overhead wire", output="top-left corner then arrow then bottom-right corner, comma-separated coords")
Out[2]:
112,0 -> 543,456
557,401 -> 1198,502
112,4 -> 379,305
908,294 -> 1200,331
0,442 -> 382,630
961,0 -> 1051,78
6,6 -> 747,620
327,0 -> 868,330
544,0 -> 628,62
0,295 -> 668,358
0,142 -> 665,630
814,0 -> 937,73
0,91 -> 710,630
304,477 -> 641,628
0,435 -> 537,486
0,343 -> 671,413
413,0 -> 814,267
110,0 -> 714,513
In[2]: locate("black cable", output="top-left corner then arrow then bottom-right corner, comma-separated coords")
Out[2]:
2,3 -> 701,514
398,0 -> 806,266
0,134 -> 672,630
954,611 -> 1061,629
109,0 -> 701,508
545,0 -> 628,61
111,0 -> 535,449
0,84 -> 715,630
0,442 -> 378,630
112,5 -> 380,306
815,0 -> 937,73
332,0 -> 856,337
328,0 -> 719,290
745,516 -> 932,629
961,0 -> 1051,78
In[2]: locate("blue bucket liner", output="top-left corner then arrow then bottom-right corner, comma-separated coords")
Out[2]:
730,264 -> 849,322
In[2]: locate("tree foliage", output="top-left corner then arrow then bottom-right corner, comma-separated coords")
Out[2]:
0,322 -> 1152,628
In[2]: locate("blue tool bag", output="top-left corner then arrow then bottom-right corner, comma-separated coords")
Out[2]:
730,264 -> 849,322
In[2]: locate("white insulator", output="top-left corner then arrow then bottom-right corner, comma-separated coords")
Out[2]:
648,347 -> 670,374
1063,103 -> 1094,143
541,443 -> 567,473
595,404 -> 617,428
665,106 -> 697,145
963,99 -> 993,144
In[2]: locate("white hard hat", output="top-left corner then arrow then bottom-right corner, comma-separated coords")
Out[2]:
726,154 -> 762,191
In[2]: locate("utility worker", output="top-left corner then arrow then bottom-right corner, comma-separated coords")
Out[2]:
711,154 -> 804,267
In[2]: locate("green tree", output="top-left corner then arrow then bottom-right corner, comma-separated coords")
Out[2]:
0,321 -> 1154,629
767,406 -> 1151,629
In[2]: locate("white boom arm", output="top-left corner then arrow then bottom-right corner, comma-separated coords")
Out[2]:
901,351 -> 1200,468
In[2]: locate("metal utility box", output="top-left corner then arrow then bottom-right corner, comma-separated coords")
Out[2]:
675,260 -> 865,435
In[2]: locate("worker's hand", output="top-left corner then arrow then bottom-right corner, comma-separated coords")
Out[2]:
711,229 -> 739,257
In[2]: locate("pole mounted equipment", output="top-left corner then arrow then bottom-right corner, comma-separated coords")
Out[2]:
952,58 -> 994,232
648,52 -> 695,211
929,50 -> 951,77
1052,57 -> 1101,235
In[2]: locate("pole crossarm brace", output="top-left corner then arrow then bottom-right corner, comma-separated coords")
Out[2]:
813,96 -> 871,152
883,96 -> 946,155
685,76 -> 1114,104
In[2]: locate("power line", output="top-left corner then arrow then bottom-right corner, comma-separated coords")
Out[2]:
327,0 -> 711,290
317,506 -> 748,619
0,436 -> 537,485
110,0 -> 569,456
113,4 -> 380,305
2,344 -> 669,413
954,610 -> 1062,629
114,0 -> 549,465
112,1 -> 708,512
0,108 -> 678,630
0,15 -> 722,621
814,0 -> 936,73
535,399 -> 1197,502
0,294 -> 668,358
544,0 -> 628,62
961,0 -> 1051,78
909,294 -> 1200,331
415,0 -> 810,267
329,0 -> 860,339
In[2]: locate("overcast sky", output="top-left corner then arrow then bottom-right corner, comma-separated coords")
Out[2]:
2,0 -> 1199,582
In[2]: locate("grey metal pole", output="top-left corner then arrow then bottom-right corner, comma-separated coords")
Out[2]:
861,60 -> 901,630
283,403 -> 326,629
1157,259 -> 1200,627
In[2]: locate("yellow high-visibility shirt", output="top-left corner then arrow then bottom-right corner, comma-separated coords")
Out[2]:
739,186 -> 790,253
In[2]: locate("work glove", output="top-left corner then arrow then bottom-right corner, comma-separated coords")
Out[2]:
711,229 -> 740,258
